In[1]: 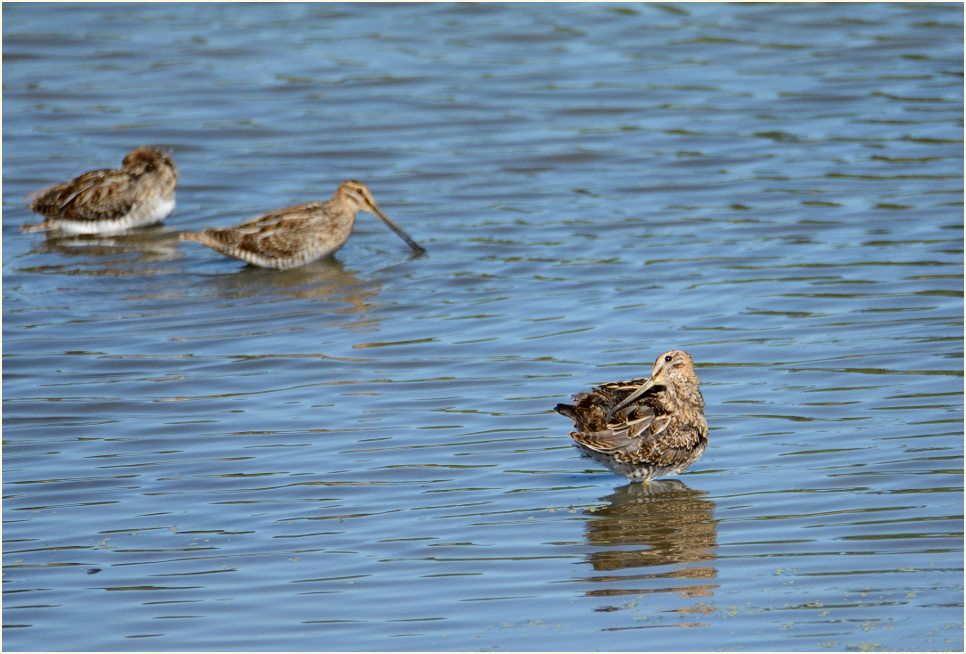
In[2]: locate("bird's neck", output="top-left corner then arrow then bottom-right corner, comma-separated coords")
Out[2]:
656,385 -> 704,414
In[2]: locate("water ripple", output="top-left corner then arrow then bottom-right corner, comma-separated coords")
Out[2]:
3,2 -> 962,651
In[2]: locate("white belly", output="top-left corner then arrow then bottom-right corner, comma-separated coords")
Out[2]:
56,196 -> 176,235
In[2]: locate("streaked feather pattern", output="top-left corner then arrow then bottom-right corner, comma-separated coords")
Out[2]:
180,180 -> 424,269
23,146 -> 178,235
555,350 -> 708,482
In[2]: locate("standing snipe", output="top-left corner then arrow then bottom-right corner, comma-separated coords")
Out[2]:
555,350 -> 708,482
180,180 -> 425,269
22,146 -> 178,235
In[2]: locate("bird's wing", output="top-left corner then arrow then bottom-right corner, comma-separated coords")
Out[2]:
571,413 -> 706,471
197,204 -> 319,254
570,426 -> 639,455
569,405 -> 661,454
556,376 -> 654,432
234,203 -> 320,229
241,228 -> 306,260
593,377 -> 652,402
28,169 -> 139,222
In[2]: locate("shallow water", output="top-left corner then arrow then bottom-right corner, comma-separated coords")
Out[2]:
2,2 -> 963,651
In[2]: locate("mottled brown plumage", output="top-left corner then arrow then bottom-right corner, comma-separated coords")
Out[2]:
180,180 -> 425,270
555,350 -> 708,482
23,146 -> 178,235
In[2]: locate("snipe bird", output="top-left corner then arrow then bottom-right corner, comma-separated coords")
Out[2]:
23,146 -> 178,235
555,350 -> 708,482
180,180 -> 425,269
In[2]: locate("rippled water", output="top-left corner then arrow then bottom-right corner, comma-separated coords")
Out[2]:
3,2 -> 963,651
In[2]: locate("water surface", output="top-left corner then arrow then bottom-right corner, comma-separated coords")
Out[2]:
3,2 -> 963,651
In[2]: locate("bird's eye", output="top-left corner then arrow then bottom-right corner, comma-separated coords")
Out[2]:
664,355 -> 673,362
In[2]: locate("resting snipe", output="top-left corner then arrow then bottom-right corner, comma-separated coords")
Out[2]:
23,146 -> 178,235
555,350 -> 708,482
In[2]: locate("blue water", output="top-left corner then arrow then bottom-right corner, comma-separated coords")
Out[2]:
3,2 -> 963,651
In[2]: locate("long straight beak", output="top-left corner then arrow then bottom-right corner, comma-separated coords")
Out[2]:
368,203 -> 426,255
612,377 -> 658,414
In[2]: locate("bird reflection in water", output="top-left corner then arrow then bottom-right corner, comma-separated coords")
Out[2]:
21,225 -> 184,276
198,257 -> 384,333
581,479 -> 718,610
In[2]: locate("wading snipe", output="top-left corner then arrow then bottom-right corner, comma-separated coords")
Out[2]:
22,146 -> 178,235
180,180 -> 425,269
555,350 -> 708,482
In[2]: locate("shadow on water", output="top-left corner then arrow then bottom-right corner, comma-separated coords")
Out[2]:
581,480 -> 718,608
